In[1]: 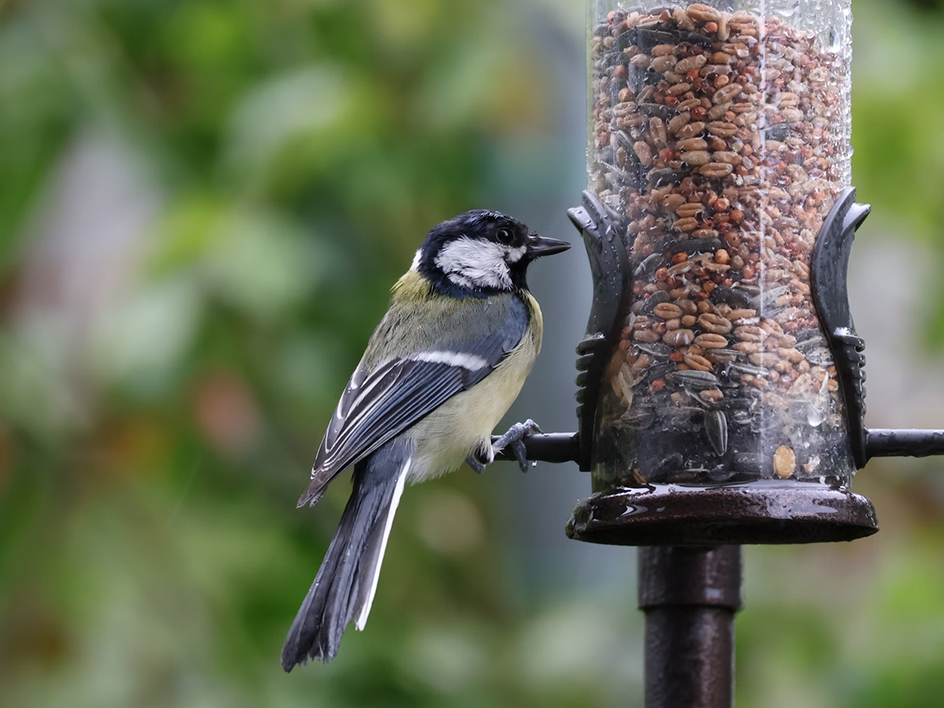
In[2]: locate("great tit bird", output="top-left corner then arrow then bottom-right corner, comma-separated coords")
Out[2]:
281,210 -> 570,670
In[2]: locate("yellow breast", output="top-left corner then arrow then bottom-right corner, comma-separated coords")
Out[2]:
407,291 -> 543,481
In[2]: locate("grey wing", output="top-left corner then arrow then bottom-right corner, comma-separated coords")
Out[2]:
297,299 -> 528,507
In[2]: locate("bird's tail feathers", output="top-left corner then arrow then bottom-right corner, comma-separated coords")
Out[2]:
296,484 -> 326,509
353,465 -> 407,630
281,442 -> 411,670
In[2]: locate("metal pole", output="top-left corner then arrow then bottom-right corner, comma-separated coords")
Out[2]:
638,546 -> 743,708
866,429 -> 944,458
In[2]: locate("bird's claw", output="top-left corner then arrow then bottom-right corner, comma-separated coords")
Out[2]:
494,419 -> 542,473
509,440 -> 529,472
466,453 -> 487,475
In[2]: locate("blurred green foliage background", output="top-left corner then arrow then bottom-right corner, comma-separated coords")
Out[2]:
2,0 -> 944,706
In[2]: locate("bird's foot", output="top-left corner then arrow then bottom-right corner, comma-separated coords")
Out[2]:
466,452 -> 487,475
493,419 -> 542,472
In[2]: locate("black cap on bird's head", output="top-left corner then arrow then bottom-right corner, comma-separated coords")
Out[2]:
414,210 -> 571,297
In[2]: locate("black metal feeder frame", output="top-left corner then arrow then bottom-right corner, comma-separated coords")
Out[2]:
490,2 -> 944,706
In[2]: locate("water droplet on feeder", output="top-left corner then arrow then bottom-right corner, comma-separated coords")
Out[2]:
775,4 -> 798,19
807,405 -> 826,427
826,26 -> 842,53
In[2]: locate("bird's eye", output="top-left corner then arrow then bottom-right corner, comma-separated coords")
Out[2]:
496,227 -> 515,245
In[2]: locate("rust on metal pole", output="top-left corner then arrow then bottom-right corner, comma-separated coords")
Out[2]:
638,545 -> 743,708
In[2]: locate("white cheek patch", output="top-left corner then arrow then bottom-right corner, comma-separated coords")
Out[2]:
409,350 -> 489,370
506,245 -> 527,263
434,237 -> 513,290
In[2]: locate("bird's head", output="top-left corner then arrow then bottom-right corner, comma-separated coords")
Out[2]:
414,210 -> 571,297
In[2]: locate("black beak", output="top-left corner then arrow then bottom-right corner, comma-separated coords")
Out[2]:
527,234 -> 571,258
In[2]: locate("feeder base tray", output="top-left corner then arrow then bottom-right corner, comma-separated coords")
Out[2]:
566,481 -> 878,546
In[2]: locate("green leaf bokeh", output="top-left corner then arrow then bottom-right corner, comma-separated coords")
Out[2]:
2,1 -> 944,706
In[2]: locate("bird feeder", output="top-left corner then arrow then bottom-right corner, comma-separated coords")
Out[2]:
568,0 -> 877,546
496,2 -> 944,706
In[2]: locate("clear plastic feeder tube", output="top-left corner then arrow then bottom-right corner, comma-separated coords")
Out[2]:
587,1 -> 855,489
